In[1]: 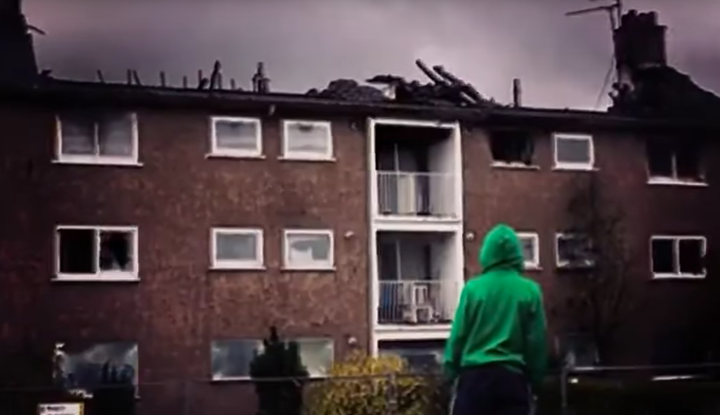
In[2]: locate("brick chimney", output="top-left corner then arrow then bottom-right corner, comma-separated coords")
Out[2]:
0,0 -> 39,85
613,10 -> 667,87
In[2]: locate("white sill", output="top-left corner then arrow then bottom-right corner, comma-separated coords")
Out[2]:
552,164 -> 597,172
652,273 -> 706,280
52,274 -> 140,282
205,152 -> 266,160
211,375 -> 325,383
53,158 -> 143,167
524,265 -> 542,271
491,162 -> 540,170
281,266 -> 336,272
278,156 -> 336,163
209,265 -> 266,271
647,178 -> 708,187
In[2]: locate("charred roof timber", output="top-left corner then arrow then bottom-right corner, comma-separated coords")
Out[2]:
252,62 -> 270,94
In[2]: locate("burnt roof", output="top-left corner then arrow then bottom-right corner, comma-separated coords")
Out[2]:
610,66 -> 720,120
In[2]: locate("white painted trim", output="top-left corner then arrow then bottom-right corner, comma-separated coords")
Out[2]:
451,122 -> 464,225
650,235 -> 706,279
55,113 -> 140,165
55,225 -> 139,281
281,120 -> 334,161
373,220 -> 462,233
552,132 -> 595,171
367,118 -> 380,352
517,232 -> 540,269
208,116 -> 263,158
371,118 -> 456,129
374,329 -> 451,342
282,229 -> 335,270
210,227 -> 264,270
647,177 -> 708,187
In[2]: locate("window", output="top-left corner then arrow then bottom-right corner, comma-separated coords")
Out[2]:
556,233 -> 594,268
489,130 -> 535,167
54,342 -> 138,395
646,138 -> 704,184
55,226 -> 138,281
210,117 -> 262,157
651,236 -> 706,279
211,337 -> 334,380
283,229 -> 334,270
210,228 -> 264,269
378,340 -> 445,374
57,113 -> 138,165
282,120 -> 333,160
553,133 -> 594,170
517,232 -> 540,269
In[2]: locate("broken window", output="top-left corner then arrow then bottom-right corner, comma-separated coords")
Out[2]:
58,113 -> 137,162
651,236 -> 705,278
57,227 -> 137,280
54,342 -> 138,395
646,138 -> 703,182
556,233 -> 594,268
489,130 -> 534,166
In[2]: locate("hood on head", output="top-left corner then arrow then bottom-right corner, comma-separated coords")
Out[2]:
478,224 -> 524,273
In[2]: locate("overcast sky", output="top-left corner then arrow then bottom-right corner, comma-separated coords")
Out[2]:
23,0 -> 720,110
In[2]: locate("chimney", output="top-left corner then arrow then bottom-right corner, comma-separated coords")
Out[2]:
0,0 -> 39,85
512,78 -> 522,107
613,10 -> 667,73
252,62 -> 270,93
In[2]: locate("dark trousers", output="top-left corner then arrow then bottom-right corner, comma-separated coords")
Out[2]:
452,364 -> 533,415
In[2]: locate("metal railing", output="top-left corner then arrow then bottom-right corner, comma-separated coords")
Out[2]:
376,171 -> 457,219
377,280 -> 457,325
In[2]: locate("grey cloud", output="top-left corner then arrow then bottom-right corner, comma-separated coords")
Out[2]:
23,0 -> 720,109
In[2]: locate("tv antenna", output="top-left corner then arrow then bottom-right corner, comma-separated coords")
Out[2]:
565,0 -> 623,31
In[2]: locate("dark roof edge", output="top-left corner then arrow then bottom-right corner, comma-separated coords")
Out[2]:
0,80 -> 717,131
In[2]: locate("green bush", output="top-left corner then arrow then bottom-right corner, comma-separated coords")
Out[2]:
305,352 -> 442,415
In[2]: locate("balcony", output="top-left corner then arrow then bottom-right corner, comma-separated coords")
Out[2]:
378,280 -> 458,325
376,171 -> 456,219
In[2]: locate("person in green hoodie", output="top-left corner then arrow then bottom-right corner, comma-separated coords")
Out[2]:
444,224 -> 548,415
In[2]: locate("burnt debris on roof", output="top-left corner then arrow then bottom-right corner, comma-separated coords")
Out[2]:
306,59 -> 500,108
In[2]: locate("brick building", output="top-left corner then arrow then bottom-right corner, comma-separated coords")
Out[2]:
1,4 -> 719,414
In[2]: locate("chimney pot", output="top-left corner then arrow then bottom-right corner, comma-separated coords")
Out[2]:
614,9 -> 667,71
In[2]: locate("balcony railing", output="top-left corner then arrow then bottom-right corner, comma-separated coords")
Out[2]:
377,280 -> 458,325
376,171 -> 456,218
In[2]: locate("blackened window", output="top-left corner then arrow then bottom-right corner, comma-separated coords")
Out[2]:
647,138 -> 703,182
489,131 -> 534,165
651,236 -> 705,278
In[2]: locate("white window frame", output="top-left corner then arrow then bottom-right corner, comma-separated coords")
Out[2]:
552,133 -> 595,171
555,233 -> 594,268
55,113 -> 140,166
517,232 -> 540,269
208,116 -> 263,158
210,228 -> 264,270
281,120 -> 334,161
646,142 -> 706,186
54,225 -> 139,282
650,235 -> 706,279
283,229 -> 335,270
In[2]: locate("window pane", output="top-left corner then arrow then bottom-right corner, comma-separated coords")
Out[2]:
378,340 -> 444,374
215,120 -> 259,151
216,233 -> 258,261
556,138 -> 591,164
520,237 -> 536,264
675,143 -> 701,180
646,140 -> 674,177
211,340 -> 261,380
558,235 -> 592,265
98,115 -> 134,157
61,117 -> 95,155
99,231 -> 134,272
287,233 -> 331,265
651,239 -> 675,274
678,239 -> 703,275
58,229 -> 96,274
286,123 -> 330,154
297,338 -> 334,377
55,342 -> 138,392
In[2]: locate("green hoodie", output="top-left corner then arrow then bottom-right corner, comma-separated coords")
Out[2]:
443,224 -> 548,389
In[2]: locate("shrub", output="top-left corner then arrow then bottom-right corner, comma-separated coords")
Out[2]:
306,352 -> 440,415
250,326 -> 309,415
